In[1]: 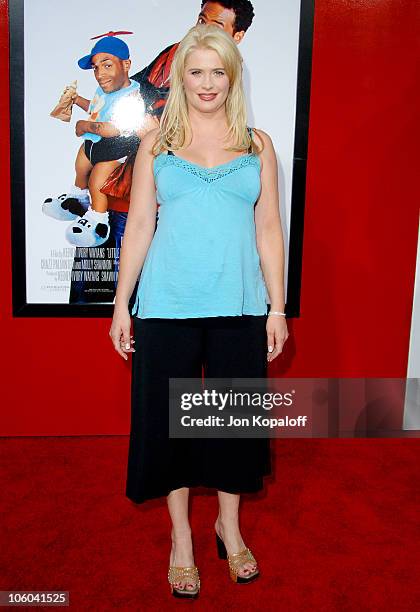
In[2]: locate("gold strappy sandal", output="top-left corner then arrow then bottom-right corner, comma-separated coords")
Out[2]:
216,533 -> 260,583
168,565 -> 201,598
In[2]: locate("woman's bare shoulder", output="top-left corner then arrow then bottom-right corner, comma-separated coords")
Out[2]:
251,129 -> 276,172
139,126 -> 161,152
252,128 -> 274,152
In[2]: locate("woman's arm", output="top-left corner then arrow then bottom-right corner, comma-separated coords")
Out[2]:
110,127 -> 160,359
253,128 -> 288,360
254,129 -> 285,312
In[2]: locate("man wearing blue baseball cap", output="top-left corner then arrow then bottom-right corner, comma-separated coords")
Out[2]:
43,34 -> 158,248
77,35 -> 131,71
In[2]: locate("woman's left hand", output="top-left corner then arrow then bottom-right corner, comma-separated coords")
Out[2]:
266,316 -> 289,362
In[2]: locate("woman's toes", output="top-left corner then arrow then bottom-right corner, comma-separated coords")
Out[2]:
240,562 -> 257,576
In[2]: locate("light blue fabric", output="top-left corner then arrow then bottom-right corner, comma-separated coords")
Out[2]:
82,79 -> 140,143
131,151 -> 269,319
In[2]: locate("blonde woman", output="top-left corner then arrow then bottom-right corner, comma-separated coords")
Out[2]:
110,24 -> 288,599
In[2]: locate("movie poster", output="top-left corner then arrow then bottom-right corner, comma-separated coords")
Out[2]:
11,0 -> 308,314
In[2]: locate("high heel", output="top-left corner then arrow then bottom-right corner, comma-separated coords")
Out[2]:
216,532 -> 228,559
215,533 -> 260,584
168,565 -> 200,598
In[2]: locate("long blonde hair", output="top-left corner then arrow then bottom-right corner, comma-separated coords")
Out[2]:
152,24 -> 263,155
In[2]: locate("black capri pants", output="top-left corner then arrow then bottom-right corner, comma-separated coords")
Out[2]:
126,313 -> 272,504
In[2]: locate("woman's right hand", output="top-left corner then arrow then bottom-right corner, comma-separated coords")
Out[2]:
109,305 -> 135,361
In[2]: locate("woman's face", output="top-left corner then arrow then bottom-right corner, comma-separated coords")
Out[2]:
183,47 -> 230,114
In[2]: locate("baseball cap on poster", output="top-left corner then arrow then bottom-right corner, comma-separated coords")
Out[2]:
78,34 -> 131,70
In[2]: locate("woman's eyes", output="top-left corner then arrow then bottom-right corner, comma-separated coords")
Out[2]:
191,70 -> 225,76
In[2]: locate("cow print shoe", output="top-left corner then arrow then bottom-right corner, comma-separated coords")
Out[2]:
65,206 -> 110,247
42,193 -> 90,221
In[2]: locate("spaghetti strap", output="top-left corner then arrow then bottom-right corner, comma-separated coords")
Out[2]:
247,126 -> 254,154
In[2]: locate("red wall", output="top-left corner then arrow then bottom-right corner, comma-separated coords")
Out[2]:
1,0 -> 418,435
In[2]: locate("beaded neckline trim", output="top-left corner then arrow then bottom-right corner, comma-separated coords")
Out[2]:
155,152 -> 260,183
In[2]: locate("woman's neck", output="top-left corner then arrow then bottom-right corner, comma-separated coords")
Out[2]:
187,105 -> 229,139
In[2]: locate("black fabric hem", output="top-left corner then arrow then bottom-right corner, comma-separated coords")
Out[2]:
125,471 -> 271,505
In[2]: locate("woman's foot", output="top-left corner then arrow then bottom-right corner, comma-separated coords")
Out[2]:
169,527 -> 199,593
215,517 -> 258,578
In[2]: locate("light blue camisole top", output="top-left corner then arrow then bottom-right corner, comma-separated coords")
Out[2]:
131,141 -> 269,319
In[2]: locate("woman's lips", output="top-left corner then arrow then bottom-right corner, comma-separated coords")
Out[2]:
198,93 -> 217,101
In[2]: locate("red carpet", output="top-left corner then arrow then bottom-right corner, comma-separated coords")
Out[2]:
1,437 -> 419,610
